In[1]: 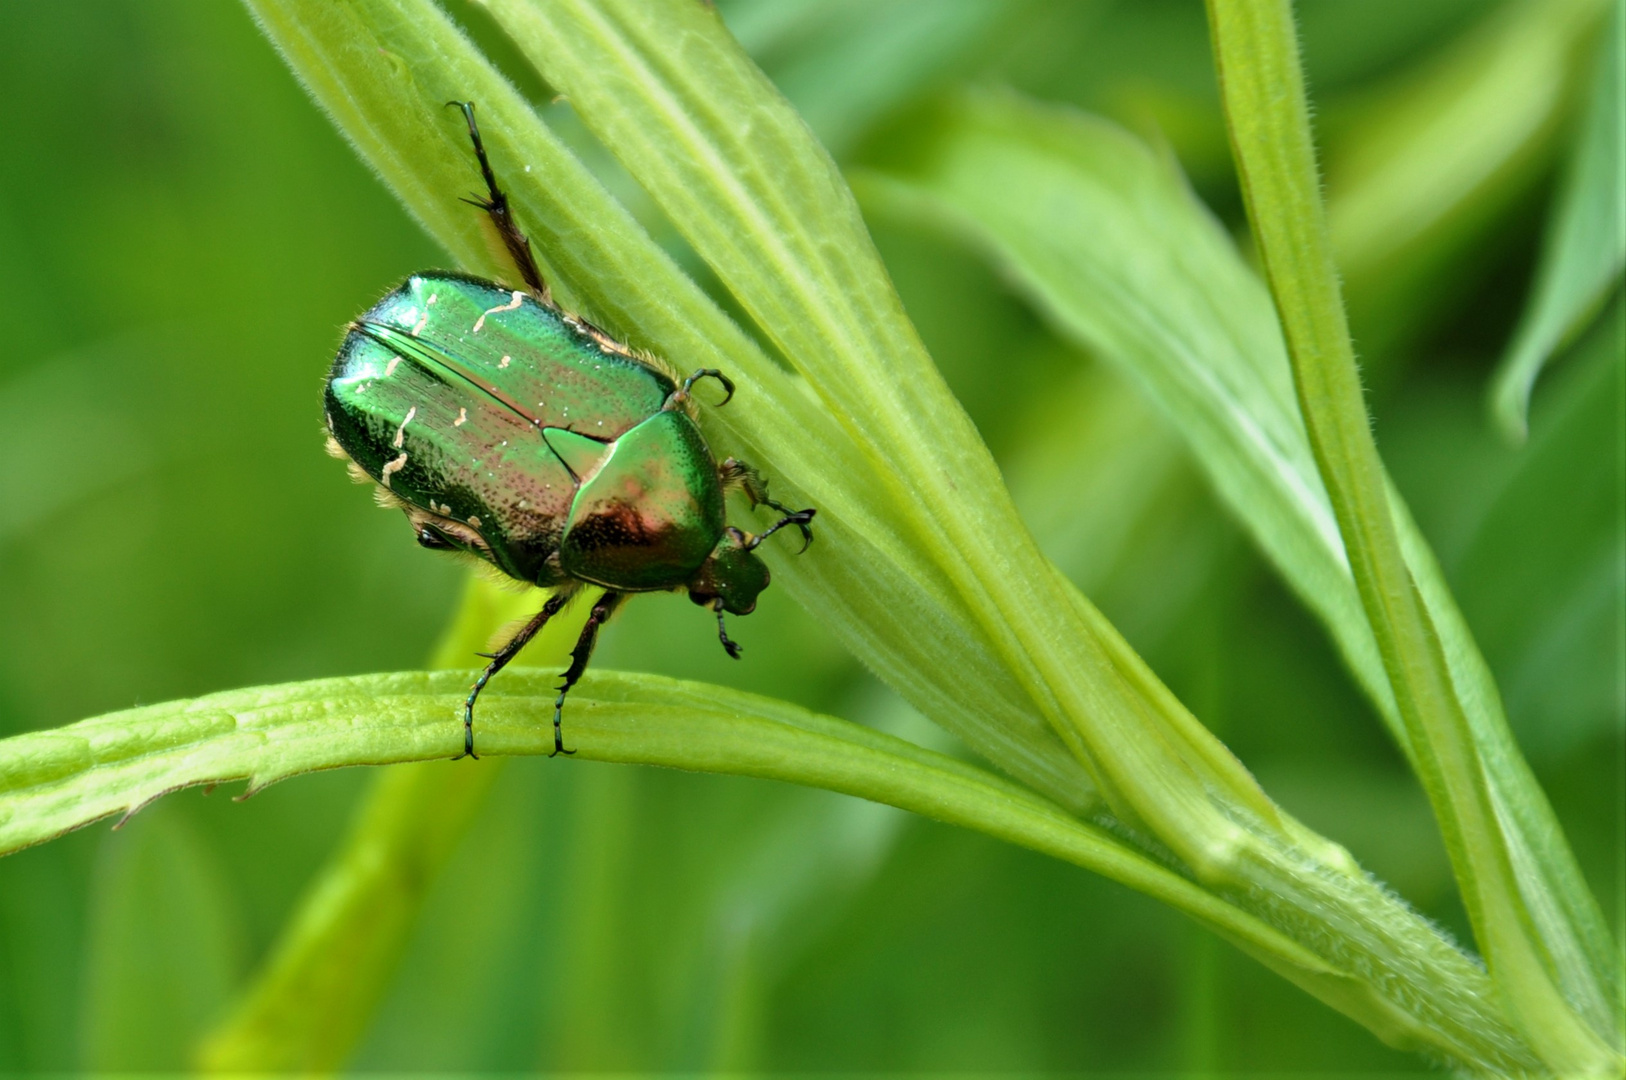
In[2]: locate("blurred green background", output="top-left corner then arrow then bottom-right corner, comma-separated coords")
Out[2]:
0,0 -> 1618,1072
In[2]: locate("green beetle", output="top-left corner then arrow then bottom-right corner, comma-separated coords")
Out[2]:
324,103 -> 814,759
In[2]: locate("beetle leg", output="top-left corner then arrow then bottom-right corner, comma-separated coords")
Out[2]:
459,591 -> 571,760
744,508 -> 818,553
552,591 -> 626,757
715,605 -> 743,659
720,458 -> 817,552
446,101 -> 552,306
683,368 -> 736,404
664,368 -> 735,411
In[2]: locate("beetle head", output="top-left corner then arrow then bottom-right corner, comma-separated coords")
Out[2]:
687,527 -> 770,615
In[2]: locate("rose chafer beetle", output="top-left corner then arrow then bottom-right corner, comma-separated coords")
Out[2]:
324,103 -> 814,759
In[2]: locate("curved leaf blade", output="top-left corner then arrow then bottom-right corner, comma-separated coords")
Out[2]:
1490,0 -> 1625,439
0,667 -> 1527,1067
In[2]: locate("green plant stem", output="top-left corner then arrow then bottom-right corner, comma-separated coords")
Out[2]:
194,758 -> 495,1072
855,84 -> 1619,1045
1207,0 -> 1620,1069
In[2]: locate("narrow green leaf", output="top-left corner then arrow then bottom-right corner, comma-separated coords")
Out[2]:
0,669 -> 1531,1069
855,84 -> 1620,1050
1326,0 -> 1610,360
854,96 -> 1361,690
1207,0 -> 1619,1068
1490,0 -> 1625,440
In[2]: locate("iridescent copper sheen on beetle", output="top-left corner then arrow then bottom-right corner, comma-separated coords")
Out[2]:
323,103 -> 813,759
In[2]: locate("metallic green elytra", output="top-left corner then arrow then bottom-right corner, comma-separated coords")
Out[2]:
323,102 -> 814,760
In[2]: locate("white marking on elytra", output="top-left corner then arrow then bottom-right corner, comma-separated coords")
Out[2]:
453,407 -> 468,427
384,355 -> 401,378
472,290 -> 524,333
392,406 -> 416,448
411,313 -> 428,337
380,452 -> 408,488
498,355 -> 511,369
427,293 -> 438,305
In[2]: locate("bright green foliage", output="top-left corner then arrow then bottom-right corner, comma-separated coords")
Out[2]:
4,665 -> 1387,1050
1324,0 -> 1611,365
859,76 -> 1621,1064
1490,0 -> 1626,438
0,0 -> 1617,1073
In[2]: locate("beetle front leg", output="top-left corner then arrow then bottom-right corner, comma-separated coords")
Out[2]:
461,591 -> 571,760
719,457 -> 816,551
663,368 -> 735,412
551,591 -> 625,756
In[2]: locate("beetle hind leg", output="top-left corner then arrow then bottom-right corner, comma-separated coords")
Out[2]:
446,100 -> 552,305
